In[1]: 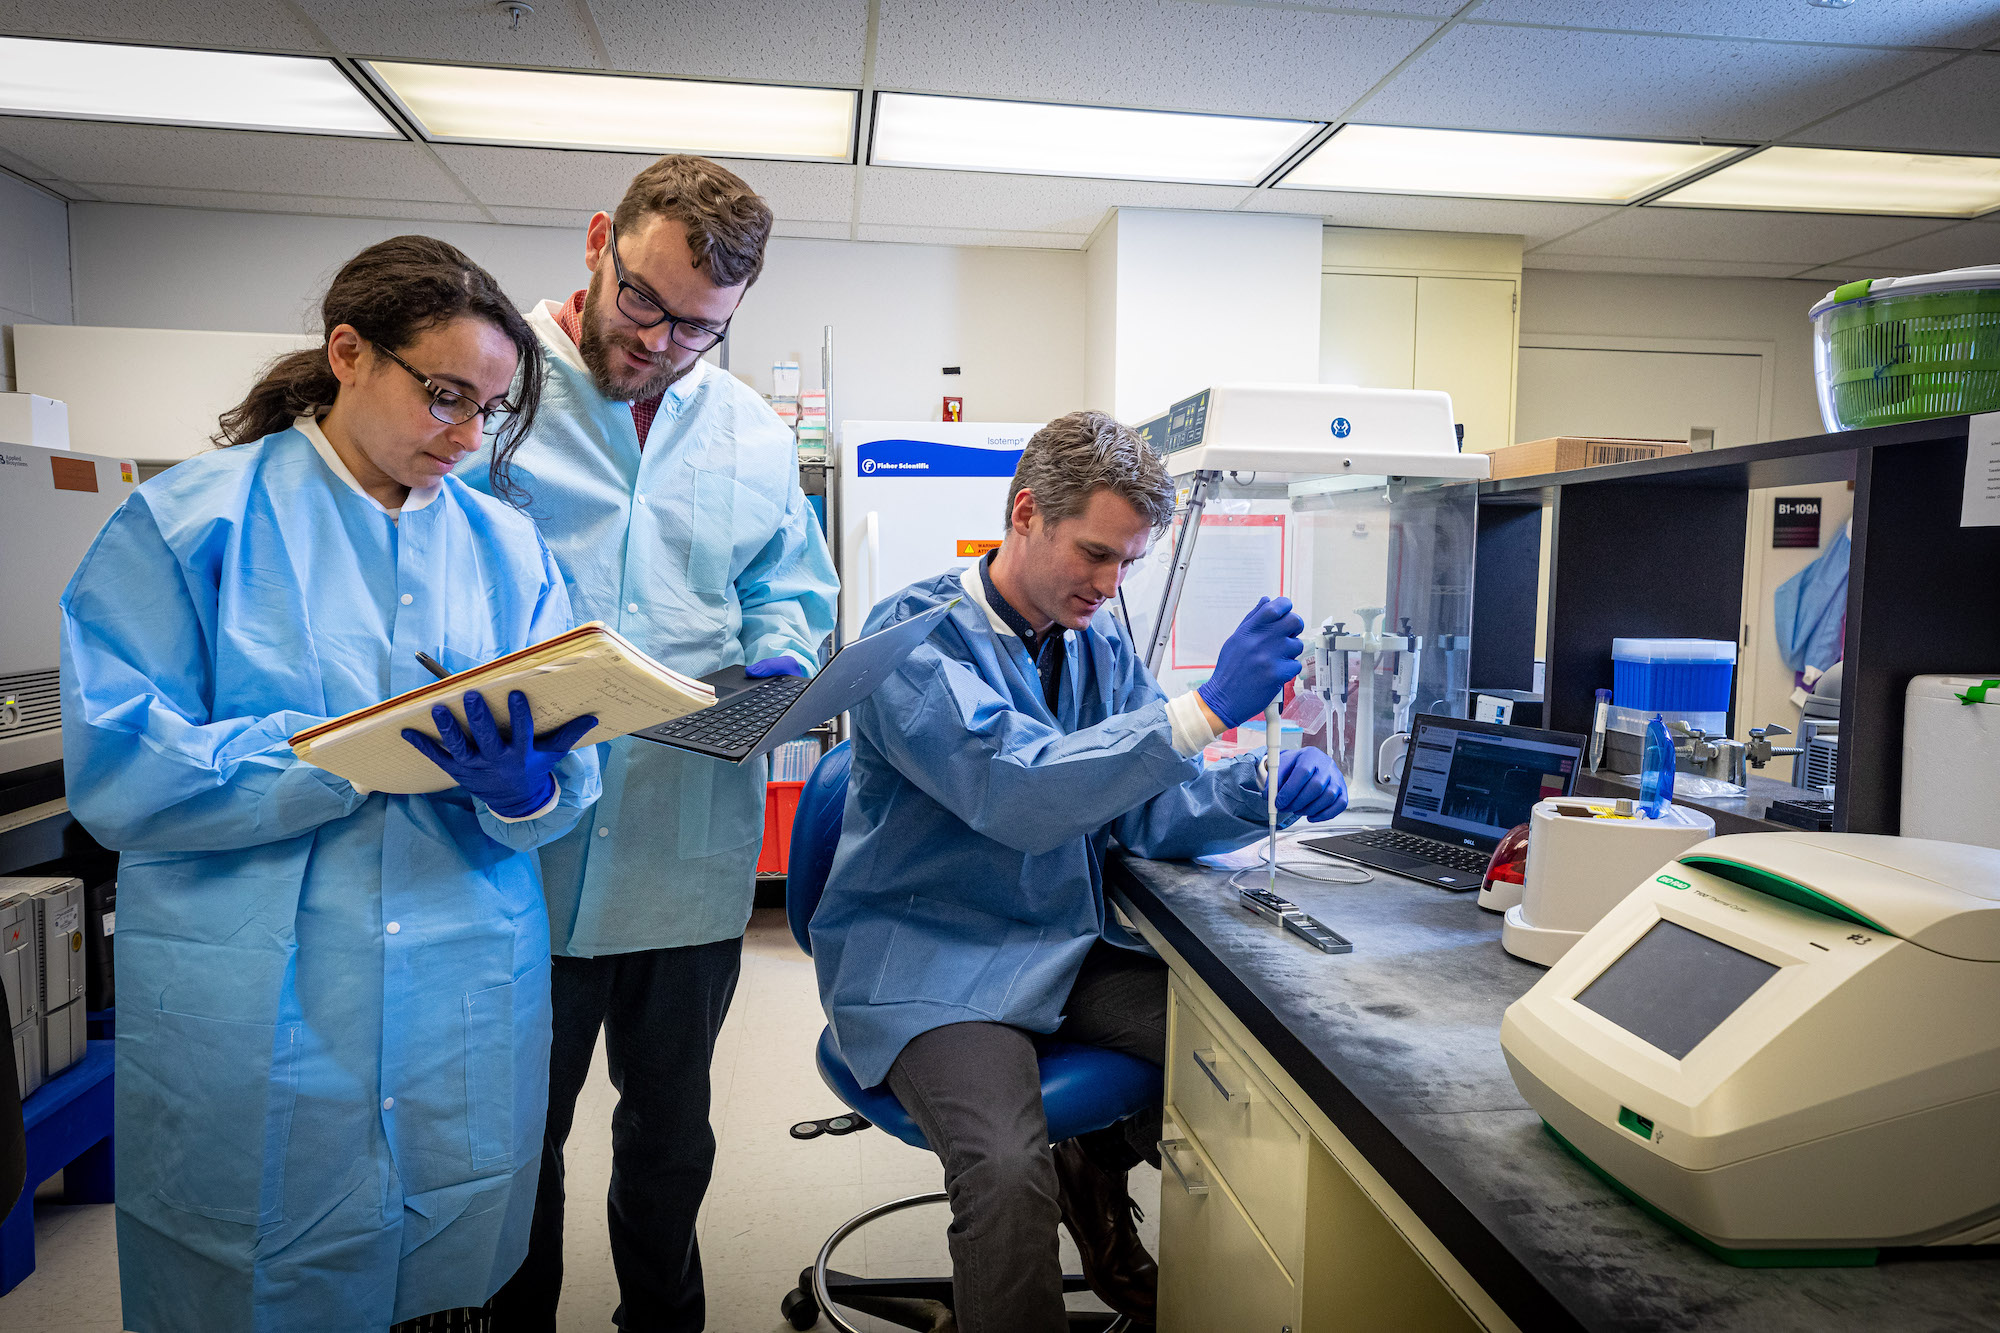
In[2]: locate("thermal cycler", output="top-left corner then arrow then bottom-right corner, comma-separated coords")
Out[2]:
1501,832 -> 2000,1265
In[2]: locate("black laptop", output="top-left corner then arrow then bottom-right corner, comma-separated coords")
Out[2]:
1302,713 -> 1587,890
632,599 -> 956,765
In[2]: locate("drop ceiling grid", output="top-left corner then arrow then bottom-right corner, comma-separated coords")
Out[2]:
0,0 -> 1991,274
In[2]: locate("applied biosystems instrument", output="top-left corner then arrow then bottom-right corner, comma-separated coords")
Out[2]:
1501,832 -> 2000,1264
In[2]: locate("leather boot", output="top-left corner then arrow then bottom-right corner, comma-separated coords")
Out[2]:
1051,1137 -> 1158,1324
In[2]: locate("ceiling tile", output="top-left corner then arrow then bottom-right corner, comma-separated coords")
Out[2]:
772,220 -> 851,240
1244,188 -> 1615,247
486,204 -> 594,228
1537,207 -> 1948,266
0,1 -> 325,51
434,145 -> 856,221
293,0 -> 604,69
0,117 -> 472,201
1356,24 -> 1950,140
856,167 -> 1248,234
871,0 -> 1437,120
1821,219 -> 2000,276
1797,53 -> 2000,154
591,0 -> 869,83
1793,265 -> 1887,284
1469,1 -> 2000,48
855,221 -> 1085,250
78,183 -> 492,222
1522,253 -> 1814,279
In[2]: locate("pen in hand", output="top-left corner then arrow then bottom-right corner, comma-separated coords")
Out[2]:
416,651 -> 451,681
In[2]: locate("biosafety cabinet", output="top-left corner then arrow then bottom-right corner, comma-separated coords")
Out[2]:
1122,383 -> 1487,808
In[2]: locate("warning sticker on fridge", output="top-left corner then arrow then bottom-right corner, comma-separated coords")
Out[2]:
956,539 -> 1002,557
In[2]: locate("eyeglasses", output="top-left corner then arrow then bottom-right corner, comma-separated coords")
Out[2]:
373,342 -> 517,432
606,220 -> 732,353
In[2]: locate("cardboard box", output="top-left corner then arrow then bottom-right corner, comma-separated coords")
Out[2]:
1489,435 -> 1691,479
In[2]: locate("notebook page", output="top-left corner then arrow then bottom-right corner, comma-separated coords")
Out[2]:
293,636 -> 712,794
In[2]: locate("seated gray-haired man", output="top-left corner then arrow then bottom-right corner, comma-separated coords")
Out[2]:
809,410 -> 1348,1329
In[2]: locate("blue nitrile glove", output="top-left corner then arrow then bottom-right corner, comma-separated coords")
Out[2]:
402,690 -> 599,819
1273,747 -> 1348,823
1196,596 -> 1306,729
746,655 -> 807,679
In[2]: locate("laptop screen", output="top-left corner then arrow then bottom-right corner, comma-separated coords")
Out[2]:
1395,718 -> 1582,851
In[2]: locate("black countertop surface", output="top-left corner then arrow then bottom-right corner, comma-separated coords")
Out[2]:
1108,848 -> 2000,1333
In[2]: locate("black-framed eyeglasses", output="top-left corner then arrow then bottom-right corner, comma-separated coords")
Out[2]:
373,342 -> 517,433
607,220 -> 732,353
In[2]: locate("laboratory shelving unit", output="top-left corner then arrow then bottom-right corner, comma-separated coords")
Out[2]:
1469,414 -> 2000,838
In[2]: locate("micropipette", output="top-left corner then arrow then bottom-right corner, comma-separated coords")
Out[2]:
1265,699 -> 1282,891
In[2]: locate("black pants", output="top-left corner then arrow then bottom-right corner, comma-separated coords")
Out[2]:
490,937 -> 743,1333
884,942 -> 1166,1333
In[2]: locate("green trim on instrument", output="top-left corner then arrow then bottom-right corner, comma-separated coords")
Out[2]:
1541,1122 -> 1880,1269
1676,856 -> 1893,935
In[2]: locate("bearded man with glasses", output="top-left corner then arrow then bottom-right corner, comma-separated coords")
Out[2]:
458,155 -> 837,1333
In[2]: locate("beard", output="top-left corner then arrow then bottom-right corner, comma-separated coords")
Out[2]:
578,275 -> 694,403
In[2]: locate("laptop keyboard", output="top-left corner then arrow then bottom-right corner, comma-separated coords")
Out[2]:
649,675 -> 810,754
1345,828 -> 1492,875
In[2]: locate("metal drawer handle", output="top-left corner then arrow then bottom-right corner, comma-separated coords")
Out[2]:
1159,1138 -> 1209,1195
1191,1046 -> 1250,1103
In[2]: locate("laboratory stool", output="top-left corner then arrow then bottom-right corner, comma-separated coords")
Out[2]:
780,741 -> 1155,1333
0,1038 -> 114,1296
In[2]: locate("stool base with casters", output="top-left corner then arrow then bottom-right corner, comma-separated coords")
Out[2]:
778,1188 -> 1133,1332
781,743 -> 1159,1332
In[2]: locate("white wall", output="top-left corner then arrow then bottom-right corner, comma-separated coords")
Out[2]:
66,203 -> 1086,428
1518,269 -> 1831,443
0,171 -> 72,392
1086,208 -> 1322,422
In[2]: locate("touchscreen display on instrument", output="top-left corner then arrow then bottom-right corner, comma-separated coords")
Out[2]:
1573,920 -> 1780,1060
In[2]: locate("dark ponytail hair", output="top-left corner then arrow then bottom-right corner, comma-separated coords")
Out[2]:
214,235 -> 544,505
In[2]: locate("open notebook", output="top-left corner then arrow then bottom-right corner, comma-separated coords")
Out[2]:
289,622 -> 715,794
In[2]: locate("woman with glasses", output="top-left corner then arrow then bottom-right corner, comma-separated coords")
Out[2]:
58,235 -> 601,1333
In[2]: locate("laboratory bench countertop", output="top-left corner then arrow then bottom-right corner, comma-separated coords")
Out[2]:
1108,849 -> 2000,1333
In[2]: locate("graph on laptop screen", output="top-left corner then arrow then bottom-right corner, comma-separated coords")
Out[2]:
1400,721 -> 1579,847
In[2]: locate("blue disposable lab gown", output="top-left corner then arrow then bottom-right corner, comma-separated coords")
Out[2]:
1773,523 -> 1850,675
810,571 -> 1277,1089
457,303 -> 836,955
60,422 -> 600,1333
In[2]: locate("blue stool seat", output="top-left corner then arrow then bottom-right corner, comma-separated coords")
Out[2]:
815,1029 -> 1162,1151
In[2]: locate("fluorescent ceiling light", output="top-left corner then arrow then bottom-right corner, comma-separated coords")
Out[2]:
1653,145 -> 2000,217
1276,124 -> 1736,204
870,92 -> 1319,187
0,36 -> 396,137
369,62 -> 855,161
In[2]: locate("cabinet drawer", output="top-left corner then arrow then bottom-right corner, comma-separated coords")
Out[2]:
1167,977 -> 1308,1274
1158,1129 -> 1297,1333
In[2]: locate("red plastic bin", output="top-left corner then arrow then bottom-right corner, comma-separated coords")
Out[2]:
758,781 -> 806,874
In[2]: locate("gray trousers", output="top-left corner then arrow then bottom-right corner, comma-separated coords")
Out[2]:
885,942 -> 1167,1333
